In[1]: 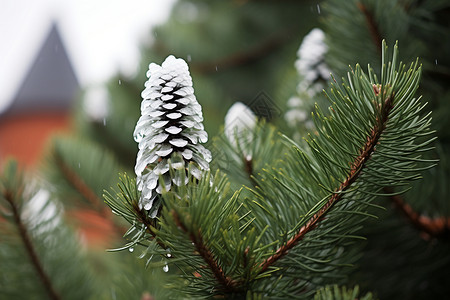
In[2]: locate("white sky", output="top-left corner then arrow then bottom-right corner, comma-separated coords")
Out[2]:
0,0 -> 176,113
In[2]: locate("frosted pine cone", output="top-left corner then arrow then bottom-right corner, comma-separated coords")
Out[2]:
224,102 -> 256,156
295,28 -> 330,86
134,55 -> 211,216
285,29 -> 331,130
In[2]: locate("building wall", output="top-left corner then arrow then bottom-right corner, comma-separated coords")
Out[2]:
0,112 -> 71,168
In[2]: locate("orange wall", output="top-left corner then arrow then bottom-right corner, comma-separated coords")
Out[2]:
0,112 -> 120,247
0,112 -> 71,169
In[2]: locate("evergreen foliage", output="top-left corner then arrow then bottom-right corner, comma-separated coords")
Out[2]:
1,0 -> 449,299
105,42 -> 436,298
0,161 -> 95,299
314,285 -> 374,300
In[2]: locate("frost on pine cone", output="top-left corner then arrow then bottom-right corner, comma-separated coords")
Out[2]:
286,28 -> 331,129
134,55 -> 211,216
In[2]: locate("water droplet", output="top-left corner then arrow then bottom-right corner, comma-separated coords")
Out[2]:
163,264 -> 169,272
118,79 -> 122,85
317,4 -> 321,14
215,66 -> 218,71
103,118 -> 106,126
187,54 -> 192,62
435,59 -> 438,65
78,162 -> 81,168
129,247 -> 134,253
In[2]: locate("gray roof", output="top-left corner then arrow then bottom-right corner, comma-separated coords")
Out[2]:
2,23 -> 79,116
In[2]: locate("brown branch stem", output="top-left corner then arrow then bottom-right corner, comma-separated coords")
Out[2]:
3,189 -> 61,300
53,151 -> 109,217
134,204 -> 168,249
53,151 -> 129,239
154,28 -> 292,74
386,188 -> 450,238
244,156 -> 258,187
171,210 -> 238,291
357,2 -> 382,54
259,95 -> 394,273
191,32 -> 287,73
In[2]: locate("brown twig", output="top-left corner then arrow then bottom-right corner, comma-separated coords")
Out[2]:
192,34 -> 287,73
386,188 -> 450,238
3,189 -> 61,300
244,156 -> 253,179
151,27 -> 293,75
357,2 -> 382,54
243,156 -> 258,187
134,203 -> 168,249
53,151 -> 108,216
171,210 -> 238,291
259,95 -> 394,273
53,151 -> 129,239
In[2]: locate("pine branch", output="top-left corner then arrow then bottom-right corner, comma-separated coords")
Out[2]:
386,187 -> 450,238
211,123 -> 285,188
244,157 -> 253,179
243,156 -> 259,187
191,30 -> 290,73
245,42 -> 435,296
133,201 -> 168,250
152,28 -> 293,74
314,284 -> 375,300
260,92 -> 393,272
53,149 -> 108,216
2,179 -> 61,300
106,42 -> 436,297
104,173 -> 168,250
52,148 -> 130,238
1,160 -> 99,298
357,2 -> 382,54
171,209 -> 238,291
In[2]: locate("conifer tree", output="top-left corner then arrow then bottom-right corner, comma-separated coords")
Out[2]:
1,0 -> 449,299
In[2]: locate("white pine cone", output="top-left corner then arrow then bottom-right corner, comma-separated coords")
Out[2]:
295,28 -> 331,85
134,55 -> 211,216
224,102 -> 256,157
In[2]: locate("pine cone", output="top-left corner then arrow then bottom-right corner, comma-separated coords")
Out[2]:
134,55 -> 211,216
295,28 -> 330,86
224,102 -> 256,157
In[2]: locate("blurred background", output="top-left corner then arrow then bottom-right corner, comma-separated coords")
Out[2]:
0,0 -> 175,168
0,0 -> 326,170
0,0 -> 328,249
0,0 -> 449,298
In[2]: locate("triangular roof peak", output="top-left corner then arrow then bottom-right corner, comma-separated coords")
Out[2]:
1,22 -> 79,116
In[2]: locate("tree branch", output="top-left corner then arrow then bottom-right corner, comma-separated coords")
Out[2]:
243,156 -> 258,187
192,31 -> 289,73
171,210 -> 238,291
259,94 -> 394,273
133,202 -> 168,249
3,189 -> 61,300
53,150 -> 109,216
386,188 -> 450,238
53,151 -> 129,241
357,2 -> 382,54
151,28 -> 293,74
